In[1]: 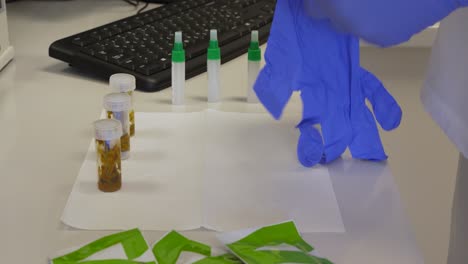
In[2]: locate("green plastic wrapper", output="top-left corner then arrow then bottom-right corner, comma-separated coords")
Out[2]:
194,253 -> 243,264
225,222 -> 334,264
152,231 -> 211,264
152,231 -> 243,264
51,224 -> 333,264
51,229 -> 154,264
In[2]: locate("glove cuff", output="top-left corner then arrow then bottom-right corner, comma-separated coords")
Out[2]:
254,68 -> 294,120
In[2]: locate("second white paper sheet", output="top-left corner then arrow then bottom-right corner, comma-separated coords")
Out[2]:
62,110 -> 344,232
202,110 -> 344,232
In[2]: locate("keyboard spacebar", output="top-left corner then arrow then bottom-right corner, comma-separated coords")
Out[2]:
186,42 -> 207,59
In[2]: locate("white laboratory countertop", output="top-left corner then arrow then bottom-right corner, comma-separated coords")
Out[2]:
0,1 -> 424,263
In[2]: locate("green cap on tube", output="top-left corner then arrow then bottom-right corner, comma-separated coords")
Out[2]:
172,31 -> 186,63
248,30 -> 261,62
207,29 -> 221,61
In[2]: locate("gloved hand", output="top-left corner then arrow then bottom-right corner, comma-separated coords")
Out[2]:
254,0 -> 402,167
305,0 -> 468,47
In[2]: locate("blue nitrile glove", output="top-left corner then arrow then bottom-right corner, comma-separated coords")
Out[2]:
349,68 -> 402,161
254,0 -> 402,167
305,0 -> 468,47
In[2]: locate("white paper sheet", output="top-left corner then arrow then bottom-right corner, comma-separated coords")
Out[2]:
203,111 -> 344,232
62,112 -> 204,230
62,110 -> 344,232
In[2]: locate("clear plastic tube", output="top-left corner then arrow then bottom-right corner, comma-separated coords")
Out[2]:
208,59 -> 221,103
207,29 -> 221,103
172,31 -> 186,105
247,31 -> 261,104
247,60 -> 261,104
172,62 -> 185,105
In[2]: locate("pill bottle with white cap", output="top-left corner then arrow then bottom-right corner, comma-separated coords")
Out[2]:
110,73 -> 136,137
93,119 -> 122,192
103,93 -> 132,160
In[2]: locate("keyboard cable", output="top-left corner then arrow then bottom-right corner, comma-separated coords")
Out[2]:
122,0 -> 150,14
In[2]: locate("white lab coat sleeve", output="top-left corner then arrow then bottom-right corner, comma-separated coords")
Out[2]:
448,154 -> 468,264
421,8 -> 468,159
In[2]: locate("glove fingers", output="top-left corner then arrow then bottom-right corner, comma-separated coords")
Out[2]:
360,68 -> 402,131
296,87 -> 326,167
297,120 -> 324,167
319,111 -> 352,164
300,85 -> 350,165
349,106 -> 388,161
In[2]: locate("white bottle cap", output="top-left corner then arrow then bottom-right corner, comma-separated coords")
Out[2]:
210,29 -> 218,41
93,119 -> 122,141
103,93 -> 131,112
175,31 -> 182,44
110,73 -> 136,92
251,30 -> 259,42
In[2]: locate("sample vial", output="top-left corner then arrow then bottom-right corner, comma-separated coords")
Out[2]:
247,30 -> 262,104
103,93 -> 132,160
172,31 -> 186,105
207,29 -> 221,103
110,73 -> 137,137
93,119 -> 123,192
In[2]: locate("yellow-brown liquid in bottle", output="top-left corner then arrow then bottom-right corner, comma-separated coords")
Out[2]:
129,110 -> 135,137
121,133 -> 130,153
128,91 -> 135,137
107,111 -> 131,153
96,139 -> 122,192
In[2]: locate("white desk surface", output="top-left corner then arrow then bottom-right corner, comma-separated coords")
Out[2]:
0,1 -> 423,263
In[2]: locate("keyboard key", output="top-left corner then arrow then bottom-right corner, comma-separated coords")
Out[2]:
72,36 -> 95,47
88,32 -> 102,40
159,57 -> 169,67
98,28 -> 113,38
140,14 -> 155,24
109,54 -> 134,65
136,62 -> 165,75
121,58 -> 145,70
81,47 -> 96,56
94,50 -> 109,61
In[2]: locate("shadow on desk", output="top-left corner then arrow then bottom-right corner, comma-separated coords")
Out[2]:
224,96 -> 247,103
84,150 -> 168,163
79,180 -> 159,194
43,62 -> 107,84
327,158 -> 391,233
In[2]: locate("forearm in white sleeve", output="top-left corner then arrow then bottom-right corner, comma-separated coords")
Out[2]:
447,153 -> 468,264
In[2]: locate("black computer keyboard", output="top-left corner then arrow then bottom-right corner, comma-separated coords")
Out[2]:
49,0 -> 276,92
